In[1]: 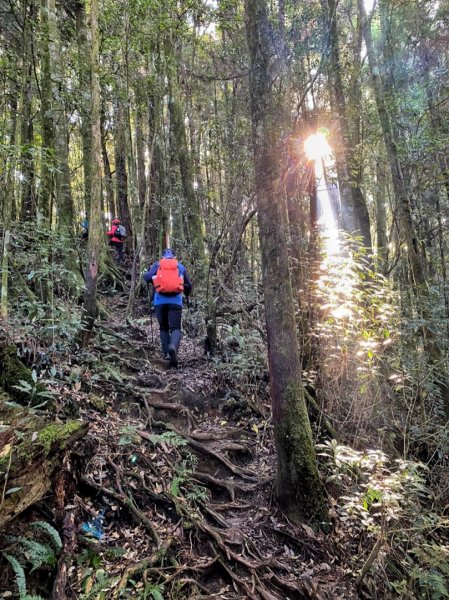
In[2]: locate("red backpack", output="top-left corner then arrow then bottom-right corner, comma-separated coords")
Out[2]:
153,259 -> 184,294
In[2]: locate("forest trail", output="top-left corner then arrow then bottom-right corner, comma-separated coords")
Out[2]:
60,291 -> 356,600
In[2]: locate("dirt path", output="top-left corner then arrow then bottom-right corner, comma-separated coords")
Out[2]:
60,296 -> 356,599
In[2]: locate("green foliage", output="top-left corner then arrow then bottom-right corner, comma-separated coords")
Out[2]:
81,569 -> 118,600
215,322 -> 266,384
147,431 -> 187,447
144,584 -> 165,600
118,424 -> 143,446
1,520 -> 62,598
30,521 -> 63,551
318,439 -> 449,597
3,553 -> 27,597
11,375 -> 56,408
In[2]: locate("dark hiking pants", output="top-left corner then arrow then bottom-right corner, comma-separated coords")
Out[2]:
154,304 -> 182,354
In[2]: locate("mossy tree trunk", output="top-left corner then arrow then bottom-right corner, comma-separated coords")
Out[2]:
20,0 -> 36,221
244,0 -> 327,523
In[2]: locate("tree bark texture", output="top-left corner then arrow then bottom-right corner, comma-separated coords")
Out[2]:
82,0 -> 102,337
244,0 -> 326,522
168,78 -> 205,268
358,0 -> 425,290
326,0 -> 372,251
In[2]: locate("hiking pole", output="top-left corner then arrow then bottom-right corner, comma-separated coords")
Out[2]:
147,281 -> 154,346
184,296 -> 191,337
150,314 -> 154,345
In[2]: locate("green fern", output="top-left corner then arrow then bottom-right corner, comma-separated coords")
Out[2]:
170,476 -> 183,496
417,570 -> 449,599
17,538 -> 56,571
4,554 -> 27,597
82,569 -> 118,600
30,520 -> 62,551
144,584 -> 164,600
147,432 -> 187,447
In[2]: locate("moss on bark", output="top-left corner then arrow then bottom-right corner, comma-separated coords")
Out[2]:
0,401 -> 88,529
274,382 -> 328,525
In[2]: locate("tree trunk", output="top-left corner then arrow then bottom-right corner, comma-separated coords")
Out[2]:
358,0 -> 425,290
326,0 -> 371,251
114,97 -> 132,237
81,0 -> 102,340
0,394 -> 87,530
75,0 -> 92,216
39,0 -> 54,221
168,77 -> 205,268
20,0 -> 36,221
244,0 -> 326,523
47,0 -> 74,231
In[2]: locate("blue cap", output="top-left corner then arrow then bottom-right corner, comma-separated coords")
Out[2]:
162,248 -> 175,258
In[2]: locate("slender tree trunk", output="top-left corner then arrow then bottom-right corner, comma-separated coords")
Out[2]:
75,0 -> 92,216
114,97 -> 132,236
358,0 -> 425,290
20,0 -> 36,221
39,0 -> 54,221
101,110 -> 115,217
359,0 -> 449,415
82,0 -> 102,339
375,163 -> 388,271
326,0 -> 371,251
168,77 -> 205,268
245,0 -> 326,522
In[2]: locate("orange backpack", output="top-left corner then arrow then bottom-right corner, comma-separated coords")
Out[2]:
153,259 -> 184,294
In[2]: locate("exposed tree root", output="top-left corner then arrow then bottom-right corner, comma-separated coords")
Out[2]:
140,426 -> 258,482
114,537 -> 174,598
81,475 -> 160,545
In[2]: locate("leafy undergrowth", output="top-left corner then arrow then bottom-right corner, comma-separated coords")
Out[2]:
1,293 -> 448,599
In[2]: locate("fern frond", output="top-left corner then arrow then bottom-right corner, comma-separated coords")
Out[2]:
145,584 -> 164,600
147,432 -> 187,447
3,553 -> 27,597
82,569 -> 118,600
17,538 -> 56,571
31,520 -> 63,551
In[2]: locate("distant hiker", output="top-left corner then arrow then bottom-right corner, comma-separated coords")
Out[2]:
144,248 -> 192,367
106,218 -> 126,263
80,217 -> 89,240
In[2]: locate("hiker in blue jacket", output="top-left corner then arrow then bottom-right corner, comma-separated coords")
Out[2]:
144,248 -> 192,367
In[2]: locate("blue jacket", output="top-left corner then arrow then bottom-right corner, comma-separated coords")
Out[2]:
144,259 -> 192,306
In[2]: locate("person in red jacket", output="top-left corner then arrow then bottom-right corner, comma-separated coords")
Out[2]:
106,218 -> 125,263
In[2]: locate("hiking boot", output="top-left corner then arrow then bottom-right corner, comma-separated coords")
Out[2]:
168,344 -> 178,367
163,353 -> 170,361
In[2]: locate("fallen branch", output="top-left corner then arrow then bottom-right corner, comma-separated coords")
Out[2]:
114,537 -> 174,598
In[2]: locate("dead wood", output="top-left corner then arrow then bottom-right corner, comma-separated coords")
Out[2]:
0,405 -> 88,530
114,537 -> 174,598
52,509 -> 77,600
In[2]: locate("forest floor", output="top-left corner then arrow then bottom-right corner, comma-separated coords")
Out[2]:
1,290 -> 364,600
